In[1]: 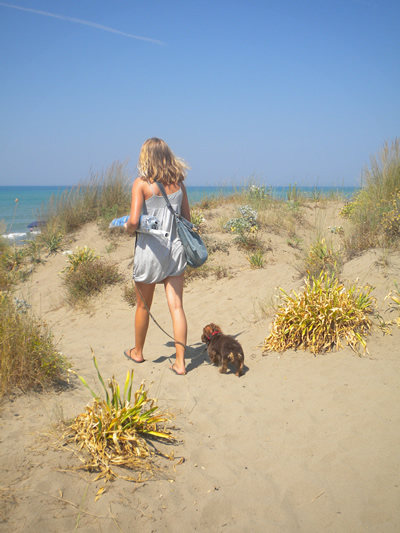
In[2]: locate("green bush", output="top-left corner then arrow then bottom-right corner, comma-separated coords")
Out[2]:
0,293 -> 69,396
64,259 -> 121,306
62,245 -> 99,273
341,139 -> 400,252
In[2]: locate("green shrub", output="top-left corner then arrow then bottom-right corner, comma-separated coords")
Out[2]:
36,226 -> 64,254
224,205 -> 258,235
191,208 -> 205,229
303,237 -> 341,278
341,139 -> 400,252
247,250 -> 265,268
64,259 -> 121,306
62,245 -> 99,273
0,293 -> 69,396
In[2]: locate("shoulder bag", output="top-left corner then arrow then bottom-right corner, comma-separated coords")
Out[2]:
156,182 -> 208,268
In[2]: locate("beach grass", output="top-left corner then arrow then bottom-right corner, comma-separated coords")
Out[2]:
263,272 -> 376,355
0,292 -> 69,397
2,138 -> 399,398
38,160 -> 131,240
63,256 -> 121,308
341,138 -> 400,255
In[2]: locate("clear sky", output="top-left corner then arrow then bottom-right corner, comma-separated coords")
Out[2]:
0,0 -> 399,187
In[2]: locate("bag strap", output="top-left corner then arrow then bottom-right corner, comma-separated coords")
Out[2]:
155,181 -> 196,230
155,181 -> 177,216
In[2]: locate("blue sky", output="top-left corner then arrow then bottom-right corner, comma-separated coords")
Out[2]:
0,0 -> 399,187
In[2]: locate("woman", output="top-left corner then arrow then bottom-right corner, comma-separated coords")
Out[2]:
124,138 -> 191,375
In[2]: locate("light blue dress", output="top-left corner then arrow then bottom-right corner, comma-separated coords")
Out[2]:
133,187 -> 187,283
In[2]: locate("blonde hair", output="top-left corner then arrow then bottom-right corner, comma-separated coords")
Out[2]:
137,138 -> 189,185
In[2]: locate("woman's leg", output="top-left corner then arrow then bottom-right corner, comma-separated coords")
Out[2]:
127,281 -> 156,362
164,273 -> 187,374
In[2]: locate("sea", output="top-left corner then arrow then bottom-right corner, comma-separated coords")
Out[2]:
0,184 -> 358,243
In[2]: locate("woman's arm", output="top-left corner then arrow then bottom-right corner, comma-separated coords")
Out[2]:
180,182 -> 191,222
125,178 -> 145,234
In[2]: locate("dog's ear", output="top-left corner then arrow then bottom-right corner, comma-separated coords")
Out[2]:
204,324 -> 213,336
210,323 -> 221,334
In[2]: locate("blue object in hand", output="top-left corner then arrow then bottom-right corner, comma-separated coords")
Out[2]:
109,215 -> 129,228
109,214 -> 161,231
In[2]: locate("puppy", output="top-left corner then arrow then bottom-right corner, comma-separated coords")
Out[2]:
201,323 -> 244,377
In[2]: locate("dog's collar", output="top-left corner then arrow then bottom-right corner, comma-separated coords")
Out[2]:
207,331 -> 220,341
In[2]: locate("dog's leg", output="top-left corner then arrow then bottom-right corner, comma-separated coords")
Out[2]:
235,361 -> 244,377
220,356 -> 229,374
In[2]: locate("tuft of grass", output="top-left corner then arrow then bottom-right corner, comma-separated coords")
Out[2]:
191,208 -> 206,230
385,281 -> 400,326
124,282 -> 137,307
36,227 -> 64,254
63,258 -> 121,307
201,235 -> 230,255
287,233 -> 302,249
184,264 -> 211,284
61,245 -> 99,274
0,231 -> 43,288
247,250 -> 265,268
195,195 -> 220,210
287,183 -> 303,202
263,273 -> 375,355
65,357 -> 176,482
301,237 -> 342,279
38,161 -> 131,239
0,293 -> 69,396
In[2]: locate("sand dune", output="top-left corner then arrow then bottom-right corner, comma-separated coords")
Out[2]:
1,201 -> 399,532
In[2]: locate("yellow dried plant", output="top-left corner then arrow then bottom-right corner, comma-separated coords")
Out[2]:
263,273 -> 375,355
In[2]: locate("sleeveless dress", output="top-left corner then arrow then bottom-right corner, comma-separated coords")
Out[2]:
133,187 -> 187,283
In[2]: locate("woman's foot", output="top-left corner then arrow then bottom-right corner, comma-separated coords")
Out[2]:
124,348 -> 145,363
170,363 -> 186,375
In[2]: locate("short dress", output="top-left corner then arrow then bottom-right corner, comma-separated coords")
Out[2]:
133,187 -> 187,284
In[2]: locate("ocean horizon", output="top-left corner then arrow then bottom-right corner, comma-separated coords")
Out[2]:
1,184 -> 358,241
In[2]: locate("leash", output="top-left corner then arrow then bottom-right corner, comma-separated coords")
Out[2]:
135,284 -> 208,359
135,284 -> 187,349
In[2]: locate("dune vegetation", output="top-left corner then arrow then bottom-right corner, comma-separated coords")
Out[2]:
0,139 -> 399,402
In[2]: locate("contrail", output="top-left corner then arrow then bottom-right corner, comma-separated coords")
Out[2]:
0,2 -> 165,45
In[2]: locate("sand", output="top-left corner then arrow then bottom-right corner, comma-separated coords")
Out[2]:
1,200 -> 399,532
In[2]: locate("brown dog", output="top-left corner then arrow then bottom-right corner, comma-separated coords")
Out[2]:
201,323 -> 244,377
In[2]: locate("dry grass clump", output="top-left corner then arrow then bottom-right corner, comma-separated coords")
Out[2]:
184,264 -> 211,284
38,161 -> 131,244
65,358 -> 176,482
385,282 -> 400,326
263,273 -> 375,355
0,231 -> 43,287
63,258 -> 121,307
341,138 -> 400,254
61,245 -> 121,306
124,282 -> 137,307
0,293 -> 69,396
301,237 -> 342,278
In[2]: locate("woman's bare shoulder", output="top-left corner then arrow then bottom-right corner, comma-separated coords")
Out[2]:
132,177 -> 147,192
